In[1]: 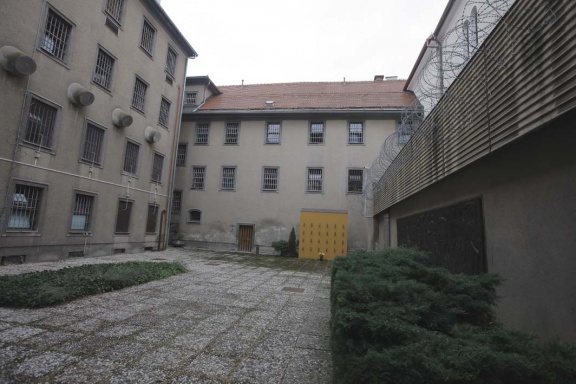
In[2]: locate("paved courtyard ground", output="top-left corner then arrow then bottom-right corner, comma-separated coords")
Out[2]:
0,248 -> 333,383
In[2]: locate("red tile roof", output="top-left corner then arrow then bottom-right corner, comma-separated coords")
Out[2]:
199,80 -> 414,111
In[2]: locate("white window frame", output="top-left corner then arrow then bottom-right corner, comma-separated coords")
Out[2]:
139,18 -> 156,57
23,94 -> 60,151
104,0 -> 125,26
70,191 -> 96,233
309,122 -> 325,144
195,123 -> 210,144
347,168 -> 364,194
7,182 -> 46,232
39,6 -> 74,64
348,122 -> 364,144
92,46 -> 115,90
262,167 -> 279,192
265,122 -> 281,144
307,168 -> 323,193
185,92 -> 197,105
221,166 -> 237,191
191,166 -> 206,190
131,76 -> 148,113
224,123 -> 240,145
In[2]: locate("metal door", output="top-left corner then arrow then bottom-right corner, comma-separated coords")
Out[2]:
238,224 -> 254,252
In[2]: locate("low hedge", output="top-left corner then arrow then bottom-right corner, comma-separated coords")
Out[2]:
331,248 -> 576,384
0,261 -> 186,308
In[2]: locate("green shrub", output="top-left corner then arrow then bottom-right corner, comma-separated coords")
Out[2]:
331,248 -> 576,384
0,261 -> 186,308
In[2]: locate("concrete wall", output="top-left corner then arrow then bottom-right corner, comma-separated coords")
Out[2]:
382,109 -> 576,341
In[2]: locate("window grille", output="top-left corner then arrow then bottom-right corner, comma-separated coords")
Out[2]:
225,123 -> 239,144
176,143 -> 187,166
309,122 -> 324,144
348,122 -> 364,144
71,194 -> 94,232
348,169 -> 363,193
307,168 -> 323,192
171,191 -> 182,215
189,210 -> 202,223
140,20 -> 155,55
132,78 -> 147,112
151,153 -> 164,183
266,123 -> 281,144
221,167 -> 236,190
93,49 -> 114,89
146,204 -> 158,233
82,123 -> 105,165
165,47 -> 177,77
191,167 -> 206,189
42,9 -> 72,61
196,123 -> 209,144
8,185 -> 43,230
105,0 -> 124,24
263,167 -> 278,191
158,98 -> 170,127
185,92 -> 197,105
115,200 -> 132,233
123,141 -> 139,174
25,98 -> 57,149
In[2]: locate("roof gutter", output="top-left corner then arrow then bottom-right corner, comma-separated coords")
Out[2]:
183,108 -> 406,119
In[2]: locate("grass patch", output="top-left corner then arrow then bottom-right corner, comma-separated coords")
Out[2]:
0,261 -> 186,308
331,248 -> 576,384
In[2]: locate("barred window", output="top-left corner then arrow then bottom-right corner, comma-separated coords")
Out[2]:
309,122 -> 324,144
176,143 -> 187,166
158,98 -> 170,127
41,9 -> 72,62
225,123 -> 239,144
8,184 -> 43,230
25,98 -> 57,149
140,20 -> 155,55
348,122 -> 364,144
185,92 -> 197,105
263,167 -> 278,191
165,46 -> 177,77
151,153 -> 164,183
115,200 -> 132,233
70,193 -> 94,232
266,123 -> 281,144
123,141 -> 139,175
196,123 -> 209,144
105,0 -> 124,24
93,48 -> 114,89
307,168 -> 323,192
132,77 -> 147,112
221,167 -> 236,190
81,123 -> 105,165
347,169 -> 363,193
188,209 -> 202,223
191,167 -> 206,190
146,204 -> 158,233
171,190 -> 182,215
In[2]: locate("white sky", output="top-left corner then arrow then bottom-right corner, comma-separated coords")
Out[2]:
160,0 -> 449,86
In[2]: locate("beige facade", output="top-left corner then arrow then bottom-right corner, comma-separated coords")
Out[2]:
0,0 -> 196,263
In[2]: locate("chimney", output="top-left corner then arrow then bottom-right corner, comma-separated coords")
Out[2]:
374,75 -> 384,82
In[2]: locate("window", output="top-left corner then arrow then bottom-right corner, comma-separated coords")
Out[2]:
185,92 -> 197,105
105,0 -> 124,25
266,122 -> 281,144
24,97 -> 57,149
176,143 -> 187,166
225,123 -> 239,144
41,8 -> 72,62
347,169 -> 363,193
188,209 -> 202,223
158,97 -> 171,127
123,141 -> 139,175
151,153 -> 164,183
171,190 -> 182,215
115,200 -> 132,234
221,167 -> 236,190
165,46 -> 177,78
93,48 -> 114,90
132,77 -> 147,112
140,19 -> 156,56
307,168 -> 323,192
70,193 -> 94,232
196,123 -> 210,144
309,122 -> 324,144
262,167 -> 278,191
146,204 -> 158,233
81,122 -> 105,165
348,122 -> 364,144
191,166 -> 206,190
8,184 -> 43,230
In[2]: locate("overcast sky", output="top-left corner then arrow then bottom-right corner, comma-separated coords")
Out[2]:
160,0 -> 449,86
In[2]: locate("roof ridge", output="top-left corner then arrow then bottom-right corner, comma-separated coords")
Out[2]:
216,79 -> 407,87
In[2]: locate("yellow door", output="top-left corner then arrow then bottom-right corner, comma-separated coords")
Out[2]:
299,209 -> 348,260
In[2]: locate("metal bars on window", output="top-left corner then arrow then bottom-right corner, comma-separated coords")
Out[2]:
221,167 -> 236,190
176,143 -> 187,166
8,185 -> 43,230
309,122 -> 324,144
263,167 -> 278,191
191,167 -> 206,189
25,98 -> 57,149
82,123 -> 105,165
348,122 -> 364,144
123,141 -> 139,174
171,191 -> 182,215
105,0 -> 124,24
158,98 -> 170,127
132,78 -> 147,112
140,20 -> 155,55
225,123 -> 239,144
165,47 -> 177,77
42,9 -> 71,61
70,194 -> 94,232
196,123 -> 209,144
146,204 -> 158,233
348,169 -> 363,193
307,168 -> 323,192
93,49 -> 114,89
189,210 -> 202,223
115,200 -> 132,233
151,153 -> 164,183
186,92 -> 197,105
266,123 -> 281,144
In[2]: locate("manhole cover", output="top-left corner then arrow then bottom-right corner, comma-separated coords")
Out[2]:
281,287 -> 305,293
